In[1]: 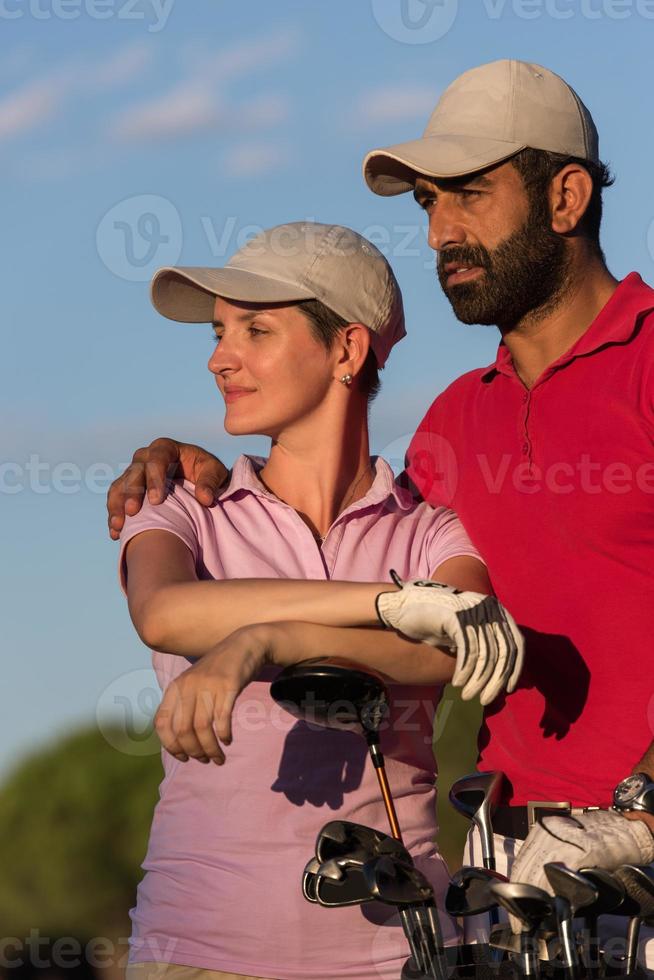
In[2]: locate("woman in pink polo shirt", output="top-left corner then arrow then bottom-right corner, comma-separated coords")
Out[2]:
119,223 -> 519,980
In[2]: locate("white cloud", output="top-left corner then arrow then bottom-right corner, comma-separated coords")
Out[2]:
110,82 -> 225,141
222,141 -> 291,179
88,42 -> 154,90
0,41 -> 154,145
108,30 -> 298,144
0,74 -> 71,142
353,85 -> 439,125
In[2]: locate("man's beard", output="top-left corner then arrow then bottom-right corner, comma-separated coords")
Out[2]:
437,196 -> 572,330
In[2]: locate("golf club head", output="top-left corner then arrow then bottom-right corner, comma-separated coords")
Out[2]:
445,866 -> 508,916
270,659 -> 389,736
615,865 -> 654,919
312,856 -> 376,908
315,820 -> 411,866
544,862 -> 598,916
490,881 -> 554,933
448,772 -> 504,869
579,866 -> 626,916
302,857 -> 320,903
362,854 -> 434,906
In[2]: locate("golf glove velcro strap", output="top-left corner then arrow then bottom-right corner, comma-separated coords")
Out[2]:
376,574 -> 524,706
508,809 -> 654,932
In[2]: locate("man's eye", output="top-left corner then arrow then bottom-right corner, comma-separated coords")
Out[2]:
248,326 -> 266,337
459,189 -> 481,198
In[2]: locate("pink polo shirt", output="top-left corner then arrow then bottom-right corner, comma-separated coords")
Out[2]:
405,272 -> 654,808
118,454 -> 480,980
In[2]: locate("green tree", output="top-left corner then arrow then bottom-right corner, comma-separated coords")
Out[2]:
0,725 -> 161,939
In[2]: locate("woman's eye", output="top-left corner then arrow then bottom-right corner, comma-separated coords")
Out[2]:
210,331 -> 222,344
248,326 -> 266,337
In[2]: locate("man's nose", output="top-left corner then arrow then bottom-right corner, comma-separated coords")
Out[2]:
427,199 -> 467,252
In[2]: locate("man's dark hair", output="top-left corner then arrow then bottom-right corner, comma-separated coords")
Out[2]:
510,147 -> 614,256
297,298 -> 381,403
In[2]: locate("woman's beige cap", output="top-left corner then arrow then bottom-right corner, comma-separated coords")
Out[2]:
363,59 -> 599,196
150,222 -> 405,368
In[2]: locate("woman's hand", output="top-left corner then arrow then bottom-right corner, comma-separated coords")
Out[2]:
154,624 -> 275,765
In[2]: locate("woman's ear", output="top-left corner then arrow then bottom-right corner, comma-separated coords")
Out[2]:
334,323 -> 370,379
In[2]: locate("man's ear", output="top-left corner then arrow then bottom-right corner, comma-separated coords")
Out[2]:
549,163 -> 593,235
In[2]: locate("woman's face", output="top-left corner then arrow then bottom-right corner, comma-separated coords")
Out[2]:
208,295 -> 339,438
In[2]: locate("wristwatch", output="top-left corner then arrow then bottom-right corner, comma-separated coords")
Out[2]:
613,772 -> 654,815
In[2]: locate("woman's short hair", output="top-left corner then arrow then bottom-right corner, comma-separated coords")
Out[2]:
297,299 -> 382,403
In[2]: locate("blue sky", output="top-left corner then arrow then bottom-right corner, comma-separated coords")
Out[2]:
3,0 -> 654,777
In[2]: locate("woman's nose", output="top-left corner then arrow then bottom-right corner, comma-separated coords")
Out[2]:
208,337 -> 240,375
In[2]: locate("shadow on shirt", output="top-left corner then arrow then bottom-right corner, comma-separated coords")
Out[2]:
480,627 -> 591,746
270,722 -> 367,809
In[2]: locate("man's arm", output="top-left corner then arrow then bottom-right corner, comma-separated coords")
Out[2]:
108,438 -> 228,540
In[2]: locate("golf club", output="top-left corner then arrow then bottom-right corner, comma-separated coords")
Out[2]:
449,771 -> 504,938
315,819 -> 411,866
578,867 -> 626,977
544,862 -> 598,979
363,854 -> 447,980
446,866 -> 508,917
448,772 -> 504,872
491,881 -> 554,977
613,864 -> 654,974
271,659 -> 403,839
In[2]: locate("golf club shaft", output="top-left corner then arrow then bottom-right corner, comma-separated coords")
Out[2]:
624,916 -> 641,974
400,905 -> 447,980
368,740 -> 403,841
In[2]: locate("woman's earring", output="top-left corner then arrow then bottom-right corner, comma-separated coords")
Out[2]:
340,374 -> 353,386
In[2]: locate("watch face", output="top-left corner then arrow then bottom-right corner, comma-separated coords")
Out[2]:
614,773 -> 647,805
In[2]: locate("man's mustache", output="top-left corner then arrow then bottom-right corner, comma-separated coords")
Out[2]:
437,250 -> 490,276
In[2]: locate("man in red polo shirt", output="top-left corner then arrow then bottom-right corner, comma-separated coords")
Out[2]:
108,60 -> 654,965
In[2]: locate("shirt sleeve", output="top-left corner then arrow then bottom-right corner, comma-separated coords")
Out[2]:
424,507 -> 484,579
117,479 -> 201,596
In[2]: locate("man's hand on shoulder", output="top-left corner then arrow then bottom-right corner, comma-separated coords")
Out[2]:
107,437 -> 229,540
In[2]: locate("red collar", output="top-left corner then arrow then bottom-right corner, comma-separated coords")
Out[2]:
481,272 -> 654,383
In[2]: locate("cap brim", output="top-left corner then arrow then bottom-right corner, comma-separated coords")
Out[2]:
151,267 -> 316,323
363,135 -> 527,196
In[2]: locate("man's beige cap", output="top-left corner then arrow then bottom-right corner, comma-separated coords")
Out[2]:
363,59 -> 599,196
151,221 -> 405,368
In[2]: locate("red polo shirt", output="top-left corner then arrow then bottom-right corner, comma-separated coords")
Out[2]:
406,273 -> 654,807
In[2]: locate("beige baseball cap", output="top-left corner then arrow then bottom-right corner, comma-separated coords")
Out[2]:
150,221 -> 405,368
363,59 -> 599,196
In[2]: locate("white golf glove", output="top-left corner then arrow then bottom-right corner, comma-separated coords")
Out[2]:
376,573 -> 524,705
508,809 -> 654,932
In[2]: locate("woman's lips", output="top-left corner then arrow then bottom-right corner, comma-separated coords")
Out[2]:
224,388 -> 256,403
